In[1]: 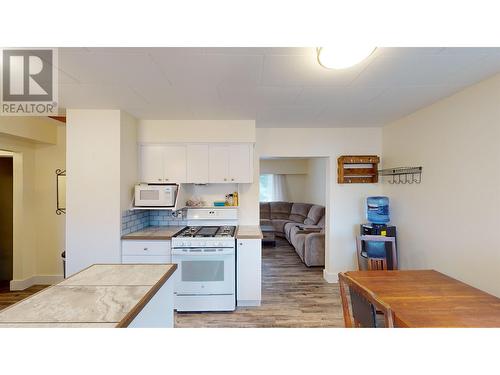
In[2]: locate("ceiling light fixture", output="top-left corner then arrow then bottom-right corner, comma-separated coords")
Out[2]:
317,46 -> 376,70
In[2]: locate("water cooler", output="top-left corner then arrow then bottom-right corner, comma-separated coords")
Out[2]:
360,196 -> 397,270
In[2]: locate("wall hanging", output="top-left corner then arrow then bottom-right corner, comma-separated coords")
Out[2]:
337,155 -> 380,183
56,169 -> 66,214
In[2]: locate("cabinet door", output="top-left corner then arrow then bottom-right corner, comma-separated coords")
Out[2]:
229,144 -> 253,183
186,144 -> 209,183
236,239 -> 262,306
140,145 -> 164,183
208,145 -> 230,183
164,145 -> 187,183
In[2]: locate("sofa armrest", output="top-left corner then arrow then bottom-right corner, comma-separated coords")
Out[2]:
297,227 -> 322,234
296,224 -> 321,231
304,232 -> 325,267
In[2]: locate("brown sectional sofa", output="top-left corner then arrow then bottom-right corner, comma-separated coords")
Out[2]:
260,202 -> 325,267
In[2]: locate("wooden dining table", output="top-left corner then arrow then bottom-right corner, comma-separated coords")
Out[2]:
344,270 -> 500,327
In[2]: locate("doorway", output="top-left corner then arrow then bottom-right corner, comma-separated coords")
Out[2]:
258,157 -> 328,270
0,153 -> 13,289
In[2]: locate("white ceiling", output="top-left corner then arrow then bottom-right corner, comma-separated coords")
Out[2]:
56,47 -> 500,127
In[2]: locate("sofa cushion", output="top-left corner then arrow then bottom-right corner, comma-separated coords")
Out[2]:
260,218 -> 272,228
260,202 -> 271,220
272,219 -> 293,234
304,205 -> 325,225
270,202 -> 292,220
289,203 -> 313,223
284,222 -> 300,241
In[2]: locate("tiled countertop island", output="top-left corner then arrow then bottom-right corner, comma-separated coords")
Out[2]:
0,264 -> 177,328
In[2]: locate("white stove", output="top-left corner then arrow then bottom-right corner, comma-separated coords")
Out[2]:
172,223 -> 236,312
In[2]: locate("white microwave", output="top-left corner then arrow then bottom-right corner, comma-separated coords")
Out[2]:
134,184 -> 177,207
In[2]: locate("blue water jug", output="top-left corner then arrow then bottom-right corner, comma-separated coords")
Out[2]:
366,196 -> 390,224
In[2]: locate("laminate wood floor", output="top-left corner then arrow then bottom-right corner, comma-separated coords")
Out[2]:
175,239 -> 344,328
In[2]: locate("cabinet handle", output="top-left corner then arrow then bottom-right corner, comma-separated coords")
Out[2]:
165,178 -> 169,181
231,178 -> 235,181
158,178 -> 162,181
239,243 -> 243,246
143,248 -> 148,251
224,178 -> 227,181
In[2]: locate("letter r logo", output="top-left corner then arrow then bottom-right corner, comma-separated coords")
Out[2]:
2,49 -> 53,102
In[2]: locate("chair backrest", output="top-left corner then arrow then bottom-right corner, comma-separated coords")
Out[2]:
368,257 -> 387,270
356,235 -> 398,270
338,272 -> 394,328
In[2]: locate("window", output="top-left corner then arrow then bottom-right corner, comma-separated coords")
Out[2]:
259,174 -> 273,202
259,174 -> 288,202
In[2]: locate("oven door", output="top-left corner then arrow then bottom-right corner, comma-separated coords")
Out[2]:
171,248 -> 235,295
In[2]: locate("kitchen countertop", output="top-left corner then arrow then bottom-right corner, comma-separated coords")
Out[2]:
121,226 -> 185,240
236,225 -> 263,240
0,264 -> 177,328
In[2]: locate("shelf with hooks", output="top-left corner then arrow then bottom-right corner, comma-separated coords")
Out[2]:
378,166 -> 422,184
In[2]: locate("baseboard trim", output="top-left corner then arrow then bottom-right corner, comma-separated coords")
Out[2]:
237,300 -> 261,307
10,275 -> 64,291
323,269 -> 338,283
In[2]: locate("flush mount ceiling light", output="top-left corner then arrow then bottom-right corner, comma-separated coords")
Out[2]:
317,46 -> 376,70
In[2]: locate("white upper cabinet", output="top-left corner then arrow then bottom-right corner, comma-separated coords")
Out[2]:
163,145 -> 187,183
140,143 -> 253,184
229,144 -> 253,183
140,145 -> 164,183
208,145 -> 230,183
209,144 -> 253,183
140,145 -> 187,183
187,144 -> 209,183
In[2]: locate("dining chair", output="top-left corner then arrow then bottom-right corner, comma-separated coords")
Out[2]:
356,235 -> 397,270
338,272 -> 394,328
368,257 -> 387,270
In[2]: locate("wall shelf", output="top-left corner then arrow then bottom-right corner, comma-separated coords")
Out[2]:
337,155 -> 380,184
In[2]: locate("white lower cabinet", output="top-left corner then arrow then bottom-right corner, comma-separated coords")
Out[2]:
236,239 -> 262,306
121,240 -> 171,263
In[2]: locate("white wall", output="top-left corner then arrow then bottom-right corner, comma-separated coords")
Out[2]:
66,110 -> 120,275
382,73 -> 500,297
252,128 -> 383,281
66,110 -> 138,276
34,125 -> 66,277
0,116 -> 58,144
306,158 -> 327,206
120,112 -> 138,211
138,120 -> 256,143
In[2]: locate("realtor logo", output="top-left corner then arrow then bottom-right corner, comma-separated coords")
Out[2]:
1,48 -> 58,116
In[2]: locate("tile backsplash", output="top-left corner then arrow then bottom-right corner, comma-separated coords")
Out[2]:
121,209 -> 187,235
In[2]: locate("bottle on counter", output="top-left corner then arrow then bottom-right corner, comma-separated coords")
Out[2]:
233,192 -> 238,206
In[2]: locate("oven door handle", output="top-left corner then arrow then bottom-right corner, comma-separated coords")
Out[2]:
171,249 -> 235,256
